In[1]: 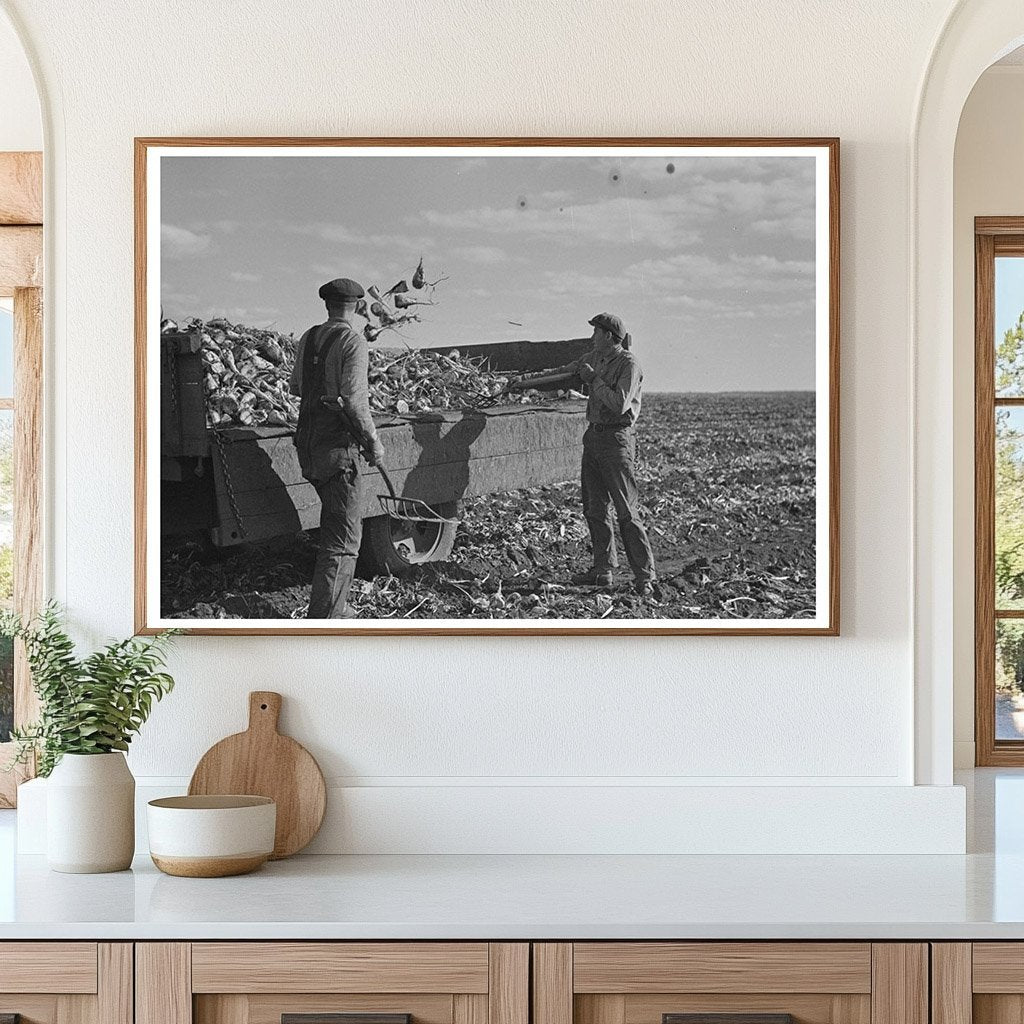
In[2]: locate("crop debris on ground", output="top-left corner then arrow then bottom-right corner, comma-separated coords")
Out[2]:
162,392 -> 817,621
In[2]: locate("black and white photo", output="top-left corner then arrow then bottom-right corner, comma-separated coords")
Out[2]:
136,139 -> 838,634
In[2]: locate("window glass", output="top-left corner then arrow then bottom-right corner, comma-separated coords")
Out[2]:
0,305 -> 10,743
996,257 -> 1024,397
0,307 -> 12,399
0,404 -> 11,742
997,620 -> 1024,740
997,407 -> 1024,610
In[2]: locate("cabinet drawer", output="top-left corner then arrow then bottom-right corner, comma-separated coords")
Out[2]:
534,944 -> 926,1024
0,943 -> 130,1024
0,943 -> 99,994
191,943 -> 491,994
572,944 -> 871,994
139,943 -> 528,1024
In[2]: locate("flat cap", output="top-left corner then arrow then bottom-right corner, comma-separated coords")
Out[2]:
588,311 -> 626,339
318,277 -> 365,302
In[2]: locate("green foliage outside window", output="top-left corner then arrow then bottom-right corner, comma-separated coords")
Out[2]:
996,311 -> 1024,692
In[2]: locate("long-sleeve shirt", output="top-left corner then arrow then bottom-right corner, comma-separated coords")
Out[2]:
289,317 -> 378,441
561,345 -> 644,426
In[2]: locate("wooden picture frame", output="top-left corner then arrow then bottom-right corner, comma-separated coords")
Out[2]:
135,137 -> 839,636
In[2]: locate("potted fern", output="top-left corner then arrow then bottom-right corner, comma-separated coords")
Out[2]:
3,604 -> 178,873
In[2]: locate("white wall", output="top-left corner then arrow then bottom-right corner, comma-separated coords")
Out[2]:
1,0 -> 974,852
952,66 -> 1024,767
0,10 -> 39,151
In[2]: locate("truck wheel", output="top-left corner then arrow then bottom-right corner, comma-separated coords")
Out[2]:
359,502 -> 460,577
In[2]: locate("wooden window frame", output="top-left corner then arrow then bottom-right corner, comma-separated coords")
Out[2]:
0,151 -> 43,806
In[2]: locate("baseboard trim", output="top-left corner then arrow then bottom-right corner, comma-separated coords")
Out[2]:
17,778 -> 967,856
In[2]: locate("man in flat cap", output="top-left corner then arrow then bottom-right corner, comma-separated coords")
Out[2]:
553,312 -> 657,597
290,277 -> 385,618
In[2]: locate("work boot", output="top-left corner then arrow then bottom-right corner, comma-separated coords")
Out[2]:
571,567 -> 614,587
635,580 -> 657,599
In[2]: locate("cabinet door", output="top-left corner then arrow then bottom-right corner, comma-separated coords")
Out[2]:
533,944 -> 927,1024
0,943 -> 131,1024
137,943 -> 528,1024
939,943 -> 1024,1024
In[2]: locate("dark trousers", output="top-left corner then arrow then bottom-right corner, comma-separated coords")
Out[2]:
581,425 -> 656,583
308,457 -> 364,618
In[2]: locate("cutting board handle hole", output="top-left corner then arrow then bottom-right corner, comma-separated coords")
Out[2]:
260,703 -> 268,710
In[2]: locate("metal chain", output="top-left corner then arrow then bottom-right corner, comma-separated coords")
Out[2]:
166,339 -> 179,422
212,425 -> 247,541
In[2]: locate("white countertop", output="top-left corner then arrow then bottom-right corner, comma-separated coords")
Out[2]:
0,849 -> 1021,940
1,769 -> 1022,941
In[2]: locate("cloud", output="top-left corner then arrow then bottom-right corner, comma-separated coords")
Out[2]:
660,294 -> 814,321
590,154 -> 815,188
229,270 -> 261,282
750,216 -> 814,241
450,245 -> 508,264
211,306 -> 283,325
414,156 -> 814,251
626,252 -> 815,294
161,291 -> 199,308
289,222 -> 433,252
418,194 -> 703,250
537,189 -> 575,203
161,223 -> 211,259
538,251 -> 815,323
452,157 -> 488,174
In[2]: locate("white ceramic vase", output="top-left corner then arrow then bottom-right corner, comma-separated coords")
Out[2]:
46,752 -> 135,873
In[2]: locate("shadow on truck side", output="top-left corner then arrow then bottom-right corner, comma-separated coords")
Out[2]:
404,412 -> 489,507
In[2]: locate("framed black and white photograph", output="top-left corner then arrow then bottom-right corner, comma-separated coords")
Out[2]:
135,137 -> 839,635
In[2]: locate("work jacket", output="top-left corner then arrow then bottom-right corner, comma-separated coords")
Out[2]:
568,345 -> 644,427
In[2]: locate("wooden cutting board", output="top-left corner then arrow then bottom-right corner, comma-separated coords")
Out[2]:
188,691 -> 326,859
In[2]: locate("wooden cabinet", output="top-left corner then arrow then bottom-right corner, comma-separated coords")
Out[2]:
532,944 -> 928,1024
0,943 -> 132,1024
0,938 -> 962,1024
932,943 -> 1024,1024
136,944 -> 528,1024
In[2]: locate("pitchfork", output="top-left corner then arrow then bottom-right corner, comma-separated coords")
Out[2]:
320,398 -> 459,525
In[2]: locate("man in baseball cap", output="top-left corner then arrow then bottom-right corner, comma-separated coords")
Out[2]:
290,277 -> 384,618
555,312 -> 656,597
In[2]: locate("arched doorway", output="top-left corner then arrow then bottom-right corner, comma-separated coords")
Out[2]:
914,1 -> 1024,785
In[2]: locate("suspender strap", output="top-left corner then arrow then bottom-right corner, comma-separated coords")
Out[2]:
301,321 -> 352,401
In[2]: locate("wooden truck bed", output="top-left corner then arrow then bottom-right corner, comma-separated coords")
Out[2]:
161,333 -> 591,546
205,401 -> 586,546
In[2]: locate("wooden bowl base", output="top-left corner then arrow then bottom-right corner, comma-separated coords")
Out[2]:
151,853 -> 268,878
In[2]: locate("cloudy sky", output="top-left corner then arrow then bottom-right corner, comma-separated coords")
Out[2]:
160,151 -> 818,392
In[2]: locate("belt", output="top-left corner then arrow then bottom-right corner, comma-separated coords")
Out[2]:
589,422 -> 632,432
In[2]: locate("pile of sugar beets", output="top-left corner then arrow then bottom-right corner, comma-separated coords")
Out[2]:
160,259 -> 571,428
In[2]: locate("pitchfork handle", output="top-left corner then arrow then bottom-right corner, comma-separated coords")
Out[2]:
375,464 -> 397,500
319,397 -> 392,484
